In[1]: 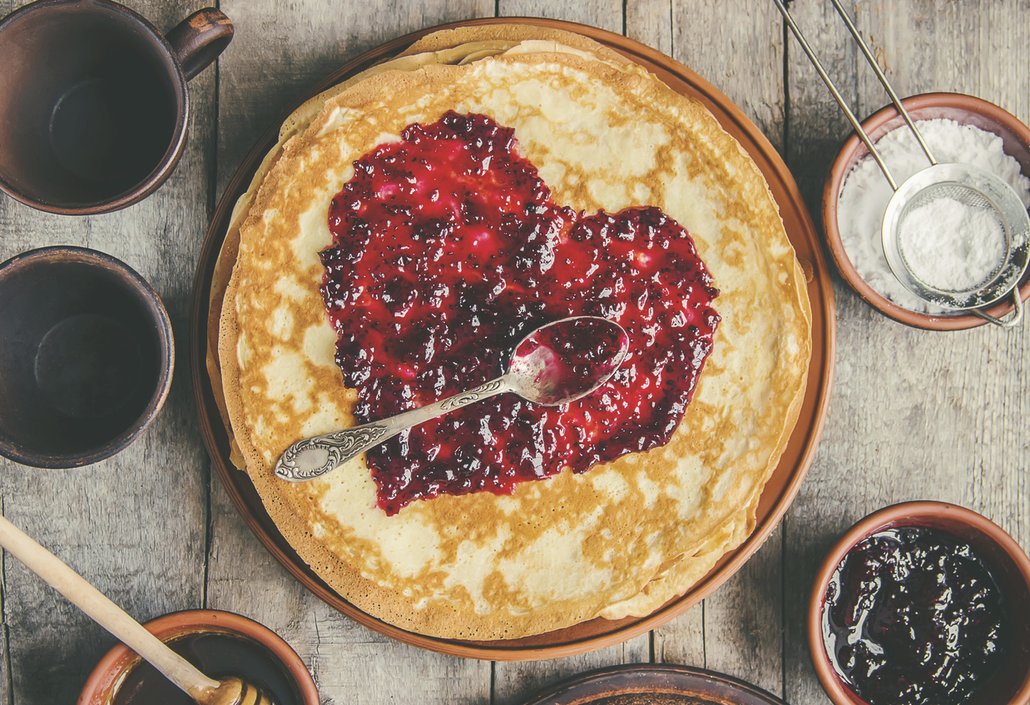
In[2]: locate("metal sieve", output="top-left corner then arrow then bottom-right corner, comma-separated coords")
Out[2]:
884,164 -> 1029,315
774,0 -> 1030,327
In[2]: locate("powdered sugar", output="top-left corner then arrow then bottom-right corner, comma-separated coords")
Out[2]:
899,197 -> 1006,291
838,118 -> 1030,313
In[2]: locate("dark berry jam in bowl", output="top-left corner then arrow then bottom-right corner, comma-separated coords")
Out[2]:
807,501 -> 1030,705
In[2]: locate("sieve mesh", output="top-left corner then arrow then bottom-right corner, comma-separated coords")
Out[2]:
895,181 -> 1010,294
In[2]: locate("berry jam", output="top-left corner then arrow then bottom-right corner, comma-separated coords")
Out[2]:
321,112 -> 719,514
823,527 -> 1007,705
509,317 -> 629,404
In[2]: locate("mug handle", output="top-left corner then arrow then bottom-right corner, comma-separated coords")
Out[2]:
165,8 -> 234,81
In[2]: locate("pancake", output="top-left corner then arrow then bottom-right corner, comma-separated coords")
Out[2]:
216,28 -> 811,639
205,30 -> 627,463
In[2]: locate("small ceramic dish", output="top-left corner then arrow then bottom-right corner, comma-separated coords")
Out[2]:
808,501 -> 1030,705
0,246 -> 174,467
76,609 -> 319,705
822,92 -> 1030,330
520,663 -> 789,705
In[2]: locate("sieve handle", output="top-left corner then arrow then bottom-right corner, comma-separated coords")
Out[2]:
772,0 -> 899,189
829,0 -> 937,168
972,288 -> 1024,328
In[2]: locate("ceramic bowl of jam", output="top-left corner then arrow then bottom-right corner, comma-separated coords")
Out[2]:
76,609 -> 319,705
822,92 -> 1030,331
808,501 -> 1030,705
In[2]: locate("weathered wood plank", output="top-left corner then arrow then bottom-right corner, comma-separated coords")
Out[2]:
671,0 -> 786,152
783,2 -> 1030,704
497,0 -> 623,34
624,1 -> 705,672
216,0 -> 495,193
492,639 -> 652,705
637,2 -> 787,696
209,2 -> 494,704
626,0 -> 671,56
0,1 -> 217,702
782,0 -> 882,697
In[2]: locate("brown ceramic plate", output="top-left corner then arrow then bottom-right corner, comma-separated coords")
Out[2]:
190,17 -> 836,660
519,664 -> 789,705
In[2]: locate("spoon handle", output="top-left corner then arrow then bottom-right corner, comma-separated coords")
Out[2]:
0,514 -> 223,701
275,376 -> 510,482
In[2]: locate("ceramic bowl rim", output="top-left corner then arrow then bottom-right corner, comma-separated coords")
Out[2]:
806,500 -> 1030,705
75,608 -> 320,705
821,91 -> 1030,331
0,245 -> 174,468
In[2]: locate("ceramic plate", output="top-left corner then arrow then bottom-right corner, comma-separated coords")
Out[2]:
190,17 -> 835,660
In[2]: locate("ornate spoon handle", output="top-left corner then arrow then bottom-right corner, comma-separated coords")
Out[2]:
274,377 -> 509,482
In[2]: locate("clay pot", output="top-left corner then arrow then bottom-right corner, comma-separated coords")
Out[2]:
808,501 -> 1030,705
76,609 -> 319,705
0,246 -> 173,467
822,92 -> 1030,330
0,0 -> 232,214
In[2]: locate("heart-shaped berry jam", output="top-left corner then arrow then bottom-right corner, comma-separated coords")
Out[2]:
321,112 -> 719,515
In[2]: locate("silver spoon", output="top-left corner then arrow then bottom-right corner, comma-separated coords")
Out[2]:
274,315 -> 630,482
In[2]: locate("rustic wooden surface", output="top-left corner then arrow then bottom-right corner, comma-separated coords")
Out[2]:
0,1 -> 1027,703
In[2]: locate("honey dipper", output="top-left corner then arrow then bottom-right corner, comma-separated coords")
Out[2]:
0,514 -> 276,705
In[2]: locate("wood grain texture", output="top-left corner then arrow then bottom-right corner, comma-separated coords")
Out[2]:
489,3 -> 651,701
215,0 -> 494,193
624,0 -> 706,674
783,2 -> 1030,704
671,0 -> 785,151
477,2 -> 662,700
497,0 -> 623,33
0,1 -> 217,702
626,0 -> 672,56
491,638 -> 650,705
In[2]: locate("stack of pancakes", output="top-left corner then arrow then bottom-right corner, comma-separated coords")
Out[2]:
210,26 -> 812,640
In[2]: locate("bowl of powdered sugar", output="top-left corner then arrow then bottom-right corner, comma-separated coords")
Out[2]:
823,92 -> 1030,330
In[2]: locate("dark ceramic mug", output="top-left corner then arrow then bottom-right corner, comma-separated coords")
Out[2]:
0,247 -> 174,468
0,0 -> 233,214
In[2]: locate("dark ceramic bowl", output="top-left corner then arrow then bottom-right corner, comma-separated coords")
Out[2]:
808,501 -> 1030,705
823,92 -> 1030,330
76,609 -> 319,705
0,246 -> 173,467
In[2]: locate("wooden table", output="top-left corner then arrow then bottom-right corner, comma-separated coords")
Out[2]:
0,1 -> 1026,703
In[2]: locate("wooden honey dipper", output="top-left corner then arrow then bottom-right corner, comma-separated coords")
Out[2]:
0,515 -> 275,705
